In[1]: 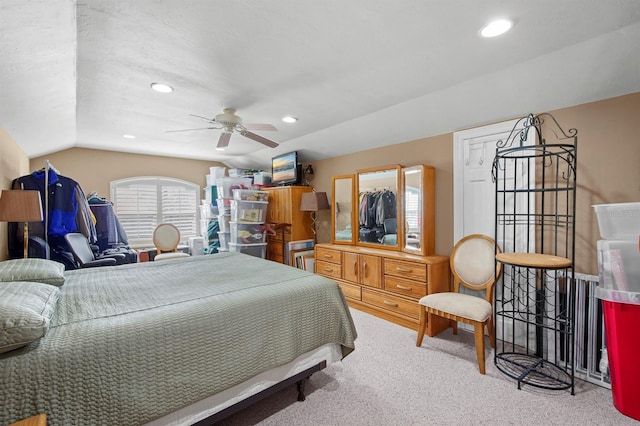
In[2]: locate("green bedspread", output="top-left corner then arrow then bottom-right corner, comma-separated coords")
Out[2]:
0,253 -> 357,425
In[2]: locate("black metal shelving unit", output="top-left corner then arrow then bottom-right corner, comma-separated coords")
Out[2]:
492,113 -> 578,394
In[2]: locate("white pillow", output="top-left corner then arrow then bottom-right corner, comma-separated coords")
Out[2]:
0,281 -> 60,353
0,258 -> 66,286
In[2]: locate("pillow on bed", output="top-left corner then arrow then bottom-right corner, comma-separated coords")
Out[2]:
0,281 -> 60,354
0,258 -> 66,286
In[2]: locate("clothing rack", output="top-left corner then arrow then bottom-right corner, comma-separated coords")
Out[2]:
43,159 -> 58,257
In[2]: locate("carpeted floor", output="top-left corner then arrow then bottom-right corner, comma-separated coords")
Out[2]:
219,308 -> 636,425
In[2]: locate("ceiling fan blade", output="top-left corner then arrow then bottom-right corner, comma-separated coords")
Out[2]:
189,113 -> 216,122
239,130 -> 279,148
217,132 -> 232,149
243,123 -> 278,131
166,127 -> 219,133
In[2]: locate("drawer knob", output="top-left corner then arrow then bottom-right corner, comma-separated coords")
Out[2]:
396,267 -> 412,273
396,284 -> 412,291
323,253 -> 332,258
324,267 -> 333,272
383,300 -> 399,307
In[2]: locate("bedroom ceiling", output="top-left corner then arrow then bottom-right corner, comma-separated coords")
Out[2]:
1,1 -> 640,169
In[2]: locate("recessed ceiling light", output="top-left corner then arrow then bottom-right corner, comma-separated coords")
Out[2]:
282,116 -> 297,123
480,19 -> 513,38
150,82 -> 174,93
122,134 -> 136,139
216,147 -> 225,151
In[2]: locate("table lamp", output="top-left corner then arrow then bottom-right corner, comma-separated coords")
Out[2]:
300,191 -> 330,243
0,190 -> 44,258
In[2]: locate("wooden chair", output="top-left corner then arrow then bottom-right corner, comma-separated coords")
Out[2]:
416,234 -> 502,374
153,223 -> 190,261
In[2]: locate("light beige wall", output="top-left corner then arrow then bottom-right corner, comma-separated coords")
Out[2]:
30,148 -> 226,200
312,92 -> 640,275
5,92 -> 640,272
0,126 -> 31,260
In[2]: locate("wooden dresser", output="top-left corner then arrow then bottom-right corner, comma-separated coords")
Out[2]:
315,243 -> 451,336
264,186 -> 314,264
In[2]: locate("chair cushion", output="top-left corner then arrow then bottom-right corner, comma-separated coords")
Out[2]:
418,292 -> 492,322
154,252 -> 190,261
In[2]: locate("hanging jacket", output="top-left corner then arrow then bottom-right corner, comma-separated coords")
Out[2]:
12,170 -> 97,242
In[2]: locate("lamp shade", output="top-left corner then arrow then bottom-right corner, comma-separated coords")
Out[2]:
0,190 -> 43,222
300,192 -> 330,212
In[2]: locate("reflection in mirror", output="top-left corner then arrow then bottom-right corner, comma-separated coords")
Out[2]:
403,166 -> 423,253
331,175 -> 355,244
357,166 -> 400,248
401,165 -> 435,256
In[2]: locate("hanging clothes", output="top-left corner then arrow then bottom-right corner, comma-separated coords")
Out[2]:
9,169 -> 97,260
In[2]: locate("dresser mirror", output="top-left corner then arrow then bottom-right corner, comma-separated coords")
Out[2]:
401,165 -> 435,256
331,174 -> 356,244
356,165 -> 401,249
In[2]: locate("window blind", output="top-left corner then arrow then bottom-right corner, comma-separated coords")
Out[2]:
111,177 -> 199,247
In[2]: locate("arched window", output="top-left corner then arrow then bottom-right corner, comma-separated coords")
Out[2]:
111,177 -> 199,247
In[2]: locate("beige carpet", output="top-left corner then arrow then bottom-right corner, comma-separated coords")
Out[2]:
219,308 -> 635,425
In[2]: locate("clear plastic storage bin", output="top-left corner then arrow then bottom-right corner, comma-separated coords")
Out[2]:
593,202 -> 640,240
217,214 -> 231,232
230,200 -> 268,223
232,189 -> 269,202
216,198 -> 232,215
216,177 -> 252,199
228,242 -> 267,258
230,222 -> 267,244
218,232 -> 230,250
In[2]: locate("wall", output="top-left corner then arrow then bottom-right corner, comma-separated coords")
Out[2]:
30,148 -> 226,200
4,93 -> 639,272
312,92 -> 640,275
0,126 -> 31,260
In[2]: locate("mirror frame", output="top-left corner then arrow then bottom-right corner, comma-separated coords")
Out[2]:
355,165 -> 401,250
400,165 -> 435,256
331,174 -> 356,245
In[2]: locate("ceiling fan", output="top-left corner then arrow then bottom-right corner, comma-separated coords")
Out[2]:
166,108 -> 279,149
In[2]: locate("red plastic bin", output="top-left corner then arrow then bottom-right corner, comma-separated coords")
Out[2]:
601,300 -> 640,421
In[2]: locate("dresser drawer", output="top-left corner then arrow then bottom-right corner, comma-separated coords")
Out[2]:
337,281 -> 361,301
362,289 -> 419,319
316,260 -> 342,279
384,259 -> 427,282
316,247 -> 342,264
384,275 -> 427,299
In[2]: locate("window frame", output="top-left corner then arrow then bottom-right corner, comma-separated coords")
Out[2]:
110,176 -> 200,248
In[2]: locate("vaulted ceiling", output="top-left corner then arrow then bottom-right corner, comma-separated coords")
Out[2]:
2,1 -> 640,169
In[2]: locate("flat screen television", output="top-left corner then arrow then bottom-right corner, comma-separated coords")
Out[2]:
271,151 -> 300,186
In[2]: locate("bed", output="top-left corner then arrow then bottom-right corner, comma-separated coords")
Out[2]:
0,253 -> 357,425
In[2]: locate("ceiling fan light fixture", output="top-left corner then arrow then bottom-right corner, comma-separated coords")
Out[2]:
479,19 -> 513,38
150,82 -> 174,93
282,116 -> 297,123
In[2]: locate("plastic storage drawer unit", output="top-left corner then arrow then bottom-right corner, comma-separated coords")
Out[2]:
230,222 -> 267,244
228,242 -> 267,258
218,232 -> 230,250
232,189 -> 269,202
230,200 -> 268,223
217,214 -> 231,232
216,177 -> 252,199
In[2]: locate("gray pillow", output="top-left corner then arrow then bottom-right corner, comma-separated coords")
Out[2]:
0,258 -> 66,286
0,281 -> 60,353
